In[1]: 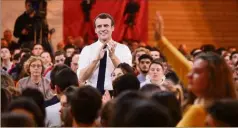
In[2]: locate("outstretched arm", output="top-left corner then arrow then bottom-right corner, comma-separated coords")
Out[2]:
154,11 -> 192,87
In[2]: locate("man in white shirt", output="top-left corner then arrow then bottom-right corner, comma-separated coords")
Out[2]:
77,13 -> 132,94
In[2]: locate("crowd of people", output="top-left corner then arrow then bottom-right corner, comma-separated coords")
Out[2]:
1,3 -> 238,127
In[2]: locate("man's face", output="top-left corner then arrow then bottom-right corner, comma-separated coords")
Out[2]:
32,45 -> 43,56
139,58 -> 152,74
55,55 -> 65,66
95,18 -> 114,41
66,48 -> 75,57
1,48 -> 11,60
70,54 -> 79,72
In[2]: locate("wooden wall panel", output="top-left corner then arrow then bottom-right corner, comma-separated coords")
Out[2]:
148,0 -> 238,52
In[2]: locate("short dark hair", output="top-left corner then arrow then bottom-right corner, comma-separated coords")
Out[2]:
1,88 -> 12,112
1,113 -> 35,127
138,54 -> 153,62
64,44 -> 76,51
165,71 -> 180,85
116,63 -> 135,75
230,51 -> 238,60
22,88 -> 46,119
70,86 -> 102,125
122,99 -> 172,127
7,97 -> 45,127
151,91 -> 182,126
50,64 -> 70,89
54,68 -> 79,93
94,13 -> 115,27
63,85 -> 78,104
140,84 -> 161,96
113,74 -> 140,97
207,99 -> 238,127
54,50 -> 65,58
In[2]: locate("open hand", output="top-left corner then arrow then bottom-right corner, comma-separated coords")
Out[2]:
108,42 -> 117,58
153,11 -> 164,40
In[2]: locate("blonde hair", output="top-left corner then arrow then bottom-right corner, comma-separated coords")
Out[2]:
24,56 -> 44,75
132,47 -> 150,64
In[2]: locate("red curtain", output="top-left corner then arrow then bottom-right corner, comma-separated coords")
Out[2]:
63,0 -> 148,44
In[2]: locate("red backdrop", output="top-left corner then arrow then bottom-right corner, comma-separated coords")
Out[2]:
63,0 -> 148,44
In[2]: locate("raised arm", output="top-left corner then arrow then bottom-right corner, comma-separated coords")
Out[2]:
154,11 -> 192,87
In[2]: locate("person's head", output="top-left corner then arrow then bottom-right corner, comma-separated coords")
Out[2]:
54,51 -> 66,66
1,38 -> 8,47
70,53 -> 79,73
24,56 -> 44,77
165,71 -> 180,85
133,47 -> 150,65
222,52 -> 232,67
3,29 -> 13,42
22,88 -> 46,119
94,13 -> 115,42
70,86 -> 102,126
57,41 -> 65,51
150,47 -> 161,60
216,47 -> 227,56
20,48 -> 31,58
138,54 -> 153,74
206,99 -> 238,127
111,63 -> 135,82
1,73 -> 15,88
7,97 -> 45,127
178,44 -> 188,55
151,91 -> 182,126
201,44 -> 216,52
1,47 -> 11,60
100,100 -> 114,127
1,113 -> 35,127
50,64 -> 70,89
191,48 -> 202,58
54,68 -> 79,94
113,74 -> 140,97
60,86 -> 78,127
148,60 -> 165,82
140,84 -> 161,96
64,44 -> 76,57
40,51 -> 52,66
187,52 -> 237,100
131,40 -> 139,52
230,51 -> 238,65
32,44 -> 44,56
111,91 -> 172,127
228,46 -> 236,53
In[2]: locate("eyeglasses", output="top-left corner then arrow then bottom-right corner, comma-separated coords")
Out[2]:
30,64 -> 42,68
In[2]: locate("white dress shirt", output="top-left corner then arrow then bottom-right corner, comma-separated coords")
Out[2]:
77,40 -> 132,90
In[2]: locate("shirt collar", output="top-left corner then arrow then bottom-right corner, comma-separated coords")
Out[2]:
96,39 -> 116,47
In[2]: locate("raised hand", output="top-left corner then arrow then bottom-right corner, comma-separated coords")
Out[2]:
95,43 -> 107,61
153,11 -> 164,40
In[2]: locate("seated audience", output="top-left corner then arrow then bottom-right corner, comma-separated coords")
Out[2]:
17,56 -> 54,100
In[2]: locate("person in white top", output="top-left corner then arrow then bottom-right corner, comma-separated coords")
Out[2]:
77,13 -> 132,93
141,60 -> 167,91
1,47 -> 13,73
